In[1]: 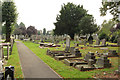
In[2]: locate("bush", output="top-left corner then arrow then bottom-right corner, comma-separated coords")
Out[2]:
99,32 -> 109,41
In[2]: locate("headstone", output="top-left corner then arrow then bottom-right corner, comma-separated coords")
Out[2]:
117,38 -> 120,46
88,59 -> 95,67
70,47 -> 75,54
102,39 -> 106,46
0,45 -> 2,59
5,66 -> 14,80
65,35 -> 70,52
0,72 -> 4,80
96,56 -> 111,68
96,39 -> 100,45
84,52 -> 96,63
74,48 -> 82,57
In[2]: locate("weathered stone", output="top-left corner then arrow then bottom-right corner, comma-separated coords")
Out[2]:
74,48 -> 82,57
102,39 -> 106,46
96,56 -> 111,68
96,39 -> 100,45
84,52 -> 96,63
70,47 -> 75,54
0,72 -> 4,80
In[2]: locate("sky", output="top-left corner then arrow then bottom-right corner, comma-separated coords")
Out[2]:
14,0 -> 113,31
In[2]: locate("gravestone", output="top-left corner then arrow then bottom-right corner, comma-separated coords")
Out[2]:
0,72 -> 4,80
89,40 -> 93,45
0,45 -> 2,59
118,38 -> 120,46
102,39 -> 106,46
96,39 -> 100,45
96,56 -> 111,68
70,47 -> 75,54
65,36 -> 70,52
84,52 -> 96,63
5,66 -> 14,80
88,59 -> 95,67
74,48 -> 82,57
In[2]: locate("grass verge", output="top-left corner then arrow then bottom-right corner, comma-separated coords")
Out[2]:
5,42 -> 23,78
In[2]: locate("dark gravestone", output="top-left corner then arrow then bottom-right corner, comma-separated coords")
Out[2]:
96,56 -> 111,68
70,47 -> 75,54
0,72 -> 4,80
84,52 -> 96,63
5,66 -> 14,80
74,48 -> 82,57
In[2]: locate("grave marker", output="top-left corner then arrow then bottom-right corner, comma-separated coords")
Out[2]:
102,39 -> 106,46
65,35 -> 70,52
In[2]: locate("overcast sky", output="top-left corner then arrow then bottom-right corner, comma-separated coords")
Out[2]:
14,0 -> 113,31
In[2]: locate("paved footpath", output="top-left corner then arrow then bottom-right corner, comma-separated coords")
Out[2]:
16,41 -> 62,79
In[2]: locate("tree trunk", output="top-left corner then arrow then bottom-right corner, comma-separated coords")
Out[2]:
5,23 -> 11,42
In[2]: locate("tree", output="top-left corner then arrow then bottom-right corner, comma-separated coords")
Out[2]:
19,22 -> 26,36
99,19 -> 116,36
43,28 -> 46,35
26,26 -> 37,37
100,1 -> 120,22
54,2 -> 98,39
2,1 -> 18,42
78,14 -> 98,35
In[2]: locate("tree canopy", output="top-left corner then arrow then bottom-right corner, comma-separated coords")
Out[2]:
54,2 -> 98,39
100,1 -> 120,22
2,1 -> 18,42
27,26 -> 37,37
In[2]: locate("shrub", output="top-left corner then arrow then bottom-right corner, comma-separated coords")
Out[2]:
99,32 -> 109,41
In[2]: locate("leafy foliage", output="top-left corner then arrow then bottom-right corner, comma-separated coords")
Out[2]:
98,32 -> 109,41
27,26 -> 37,37
54,2 -> 98,39
100,2 -> 120,22
2,1 -> 18,42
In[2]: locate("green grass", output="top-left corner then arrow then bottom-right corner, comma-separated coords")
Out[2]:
23,41 -> 118,78
5,43 -> 23,78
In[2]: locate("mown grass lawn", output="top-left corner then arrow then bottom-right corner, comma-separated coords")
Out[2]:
23,41 -> 118,79
5,42 -> 23,78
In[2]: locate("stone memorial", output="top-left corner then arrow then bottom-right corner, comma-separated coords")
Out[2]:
0,72 -> 4,80
5,66 -> 14,80
84,52 -> 96,63
102,39 -> 106,46
74,48 -> 82,57
65,35 -> 70,53
96,56 -> 111,68
70,47 -> 75,54
96,39 -> 100,45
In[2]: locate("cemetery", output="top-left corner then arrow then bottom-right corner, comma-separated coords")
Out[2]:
0,0 -> 120,80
